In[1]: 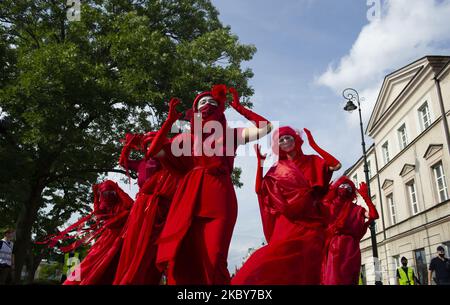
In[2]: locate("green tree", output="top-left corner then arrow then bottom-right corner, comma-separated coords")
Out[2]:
0,0 -> 256,283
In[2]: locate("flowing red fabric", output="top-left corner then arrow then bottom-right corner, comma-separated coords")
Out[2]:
113,166 -> 179,285
321,177 -> 368,285
63,181 -> 133,285
155,111 -> 242,285
231,159 -> 326,285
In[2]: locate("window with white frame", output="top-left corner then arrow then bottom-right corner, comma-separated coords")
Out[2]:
397,124 -> 408,150
367,160 -> 372,179
352,174 -> 358,186
393,255 -> 400,270
382,142 -> 390,165
406,180 -> 419,215
432,162 -> 449,202
387,193 -> 397,225
418,102 -> 431,131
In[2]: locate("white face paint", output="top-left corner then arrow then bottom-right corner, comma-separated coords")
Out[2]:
278,135 -> 295,152
197,96 -> 218,110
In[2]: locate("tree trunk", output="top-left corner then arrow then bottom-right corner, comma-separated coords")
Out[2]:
13,180 -> 45,284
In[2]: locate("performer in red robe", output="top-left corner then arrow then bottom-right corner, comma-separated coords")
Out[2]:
63,180 -> 133,285
113,132 -> 181,285
321,177 -> 379,285
147,84 -> 272,285
232,126 -> 333,285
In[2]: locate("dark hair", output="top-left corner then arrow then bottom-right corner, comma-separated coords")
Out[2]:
401,256 -> 407,261
2,228 -> 15,236
437,246 -> 445,252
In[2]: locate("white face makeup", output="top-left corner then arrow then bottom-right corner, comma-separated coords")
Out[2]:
197,96 -> 218,110
278,135 -> 295,152
338,183 -> 352,191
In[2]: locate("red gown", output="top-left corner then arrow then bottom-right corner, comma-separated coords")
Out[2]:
113,155 -> 180,285
155,129 -> 241,285
63,181 -> 133,285
321,198 -> 368,285
231,159 -> 327,285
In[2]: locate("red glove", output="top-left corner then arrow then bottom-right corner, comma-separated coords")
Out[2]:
229,87 -> 270,128
146,98 -> 183,159
254,144 -> 267,194
357,182 -> 379,220
304,128 -> 340,168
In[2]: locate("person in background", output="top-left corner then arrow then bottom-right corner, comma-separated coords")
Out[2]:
428,246 -> 450,285
396,257 -> 420,285
0,228 -> 15,284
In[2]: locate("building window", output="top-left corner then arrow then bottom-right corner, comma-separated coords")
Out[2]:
406,180 -> 419,215
367,160 -> 372,179
393,255 -> 400,270
432,162 -> 449,202
353,174 -> 358,186
387,193 -> 396,225
382,141 -> 390,165
418,102 -> 431,131
414,248 -> 428,285
397,124 -> 408,150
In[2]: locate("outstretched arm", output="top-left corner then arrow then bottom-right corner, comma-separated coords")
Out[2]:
254,144 -> 267,194
146,98 -> 183,159
229,87 -> 273,144
304,128 -> 341,171
357,182 -> 379,231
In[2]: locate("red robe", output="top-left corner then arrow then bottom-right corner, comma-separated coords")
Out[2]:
63,183 -> 133,285
113,153 -> 180,285
232,159 -> 327,285
321,199 -> 368,285
155,129 -> 241,285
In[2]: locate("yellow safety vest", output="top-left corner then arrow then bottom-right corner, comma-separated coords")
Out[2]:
358,272 -> 363,285
398,267 -> 415,285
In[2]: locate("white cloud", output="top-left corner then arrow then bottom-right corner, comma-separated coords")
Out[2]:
317,0 -> 450,121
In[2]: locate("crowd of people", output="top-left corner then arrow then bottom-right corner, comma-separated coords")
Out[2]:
5,84 -> 448,285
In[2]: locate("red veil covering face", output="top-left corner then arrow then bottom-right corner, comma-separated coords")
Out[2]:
151,85 -> 243,285
321,176 -> 379,285
231,126 -> 327,285
113,134 -> 180,285
61,180 -> 133,285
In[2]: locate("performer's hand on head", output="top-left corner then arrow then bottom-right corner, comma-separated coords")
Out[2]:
168,98 -> 183,122
229,87 -> 241,110
303,128 -> 315,144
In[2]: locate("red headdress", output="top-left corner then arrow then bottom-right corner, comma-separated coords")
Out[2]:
36,180 -> 133,253
324,176 -> 357,203
192,84 -> 228,113
271,126 -> 304,160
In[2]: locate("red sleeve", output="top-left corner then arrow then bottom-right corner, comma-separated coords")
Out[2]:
126,159 -> 141,172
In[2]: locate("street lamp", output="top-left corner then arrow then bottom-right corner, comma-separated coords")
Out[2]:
342,88 -> 383,285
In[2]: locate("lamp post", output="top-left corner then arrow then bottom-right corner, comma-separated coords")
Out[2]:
343,88 -> 382,285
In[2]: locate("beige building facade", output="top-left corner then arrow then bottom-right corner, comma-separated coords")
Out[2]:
345,56 -> 450,285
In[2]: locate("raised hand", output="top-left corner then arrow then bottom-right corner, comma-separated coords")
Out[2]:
303,128 -> 315,145
357,182 -> 369,198
167,98 -> 183,122
254,144 -> 267,166
228,87 -> 241,110
303,127 -> 341,169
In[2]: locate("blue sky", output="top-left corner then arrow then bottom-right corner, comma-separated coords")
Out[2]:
105,0 -> 450,274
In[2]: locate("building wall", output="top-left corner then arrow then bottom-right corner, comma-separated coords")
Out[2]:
345,57 -> 450,285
